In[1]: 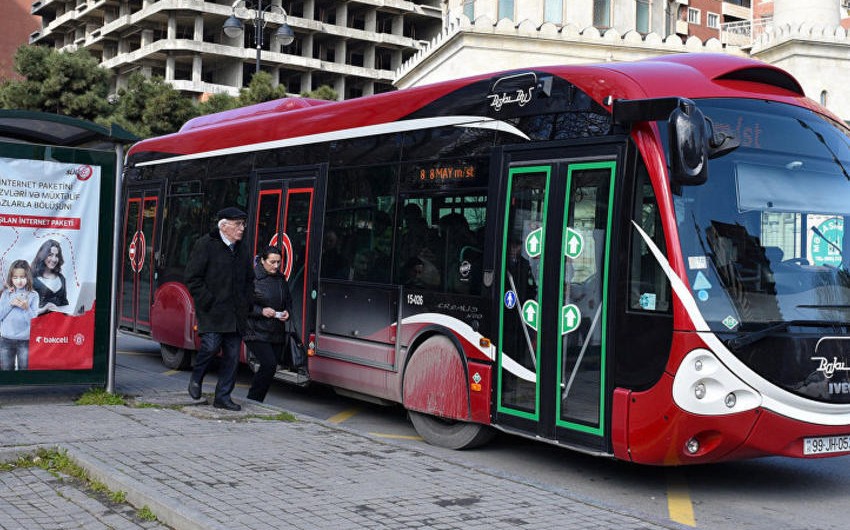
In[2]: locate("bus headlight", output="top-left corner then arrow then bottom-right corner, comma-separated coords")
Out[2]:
672,349 -> 761,415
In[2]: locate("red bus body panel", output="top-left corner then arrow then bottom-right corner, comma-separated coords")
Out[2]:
150,282 -> 196,351
126,53 -> 850,464
127,54 -> 820,163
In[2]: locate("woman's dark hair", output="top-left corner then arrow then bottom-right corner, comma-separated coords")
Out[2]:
31,239 -> 64,277
260,245 -> 282,260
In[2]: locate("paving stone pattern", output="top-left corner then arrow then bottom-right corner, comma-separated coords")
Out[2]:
0,393 -> 681,530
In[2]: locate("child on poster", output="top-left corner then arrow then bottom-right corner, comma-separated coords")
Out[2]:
0,260 -> 40,370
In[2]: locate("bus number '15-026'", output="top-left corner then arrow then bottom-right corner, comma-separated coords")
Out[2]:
407,294 -> 424,306
803,435 -> 850,455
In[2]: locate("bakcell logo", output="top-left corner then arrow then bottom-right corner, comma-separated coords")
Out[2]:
75,165 -> 94,181
35,336 -> 69,344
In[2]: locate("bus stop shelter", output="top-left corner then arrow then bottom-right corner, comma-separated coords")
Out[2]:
0,110 -> 137,392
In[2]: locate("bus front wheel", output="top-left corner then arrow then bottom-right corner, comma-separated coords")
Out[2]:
160,344 -> 192,370
408,410 -> 495,450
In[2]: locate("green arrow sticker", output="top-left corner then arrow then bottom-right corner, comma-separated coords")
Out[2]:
561,304 -> 580,334
521,299 -> 539,331
564,228 -> 583,259
525,227 -> 543,258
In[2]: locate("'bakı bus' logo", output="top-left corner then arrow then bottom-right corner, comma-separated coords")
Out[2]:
74,333 -> 85,346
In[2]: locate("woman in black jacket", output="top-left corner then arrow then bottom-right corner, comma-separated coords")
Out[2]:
244,246 -> 293,402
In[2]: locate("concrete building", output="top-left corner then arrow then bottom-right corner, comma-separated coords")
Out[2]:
28,0 -> 443,99
395,0 -> 751,89
750,0 -> 850,119
396,0 -> 850,121
1,0 -> 42,80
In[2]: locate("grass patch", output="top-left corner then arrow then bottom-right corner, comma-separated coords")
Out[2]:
136,505 -> 158,522
75,387 -> 126,406
251,411 -> 297,422
109,490 -> 127,503
0,449 -> 153,524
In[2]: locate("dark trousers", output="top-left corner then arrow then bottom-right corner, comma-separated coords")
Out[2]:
192,331 -> 241,403
245,340 -> 280,402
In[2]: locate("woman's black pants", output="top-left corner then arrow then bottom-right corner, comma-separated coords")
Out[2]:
245,340 -> 280,402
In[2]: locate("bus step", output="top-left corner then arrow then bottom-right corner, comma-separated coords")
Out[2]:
273,368 -> 310,387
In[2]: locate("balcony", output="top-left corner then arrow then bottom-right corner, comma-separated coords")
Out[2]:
720,17 -> 771,47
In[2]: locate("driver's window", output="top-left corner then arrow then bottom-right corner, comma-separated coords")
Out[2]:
629,165 -> 670,312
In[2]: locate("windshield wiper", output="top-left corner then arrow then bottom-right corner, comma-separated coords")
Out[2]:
727,319 -> 848,349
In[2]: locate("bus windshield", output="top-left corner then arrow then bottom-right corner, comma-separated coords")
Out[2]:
670,99 -> 850,340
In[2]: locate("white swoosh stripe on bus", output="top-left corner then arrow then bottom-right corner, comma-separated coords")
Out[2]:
631,220 -> 850,424
398,313 -> 537,383
135,116 -> 530,167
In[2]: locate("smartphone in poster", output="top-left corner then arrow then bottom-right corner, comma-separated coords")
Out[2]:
0,157 -> 100,371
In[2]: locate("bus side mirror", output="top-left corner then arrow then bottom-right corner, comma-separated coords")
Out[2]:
668,99 -> 708,186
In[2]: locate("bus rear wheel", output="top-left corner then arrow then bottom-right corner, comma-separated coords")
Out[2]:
408,410 -> 495,450
160,344 -> 192,370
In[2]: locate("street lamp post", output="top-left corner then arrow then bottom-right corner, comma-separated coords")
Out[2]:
222,0 -> 295,75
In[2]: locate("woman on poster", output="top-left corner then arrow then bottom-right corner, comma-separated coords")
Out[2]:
31,239 -> 70,314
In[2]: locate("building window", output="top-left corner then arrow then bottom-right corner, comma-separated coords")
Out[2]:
688,8 -> 700,25
545,0 -> 563,24
498,0 -> 514,20
594,0 -> 611,28
820,90 -> 829,107
463,0 -> 474,19
707,12 -> 720,29
636,0 -> 650,33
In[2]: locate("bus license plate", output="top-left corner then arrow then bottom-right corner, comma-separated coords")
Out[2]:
803,435 -> 850,455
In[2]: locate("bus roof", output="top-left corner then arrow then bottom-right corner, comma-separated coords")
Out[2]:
127,53 -> 820,165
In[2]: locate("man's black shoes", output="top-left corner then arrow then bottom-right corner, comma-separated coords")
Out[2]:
188,380 -> 202,400
213,399 -> 242,411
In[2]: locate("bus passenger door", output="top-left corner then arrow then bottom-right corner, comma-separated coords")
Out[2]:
496,150 -> 617,453
253,171 -> 319,343
120,184 -> 162,334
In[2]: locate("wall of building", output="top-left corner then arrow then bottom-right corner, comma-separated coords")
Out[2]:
28,0 -> 442,100
1,0 -> 41,81
395,13 -> 744,89
687,0 -> 722,42
751,21 -> 850,120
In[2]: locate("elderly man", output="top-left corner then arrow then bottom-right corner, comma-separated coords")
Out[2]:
185,206 -> 253,410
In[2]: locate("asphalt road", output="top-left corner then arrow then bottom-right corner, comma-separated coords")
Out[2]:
116,333 -> 850,530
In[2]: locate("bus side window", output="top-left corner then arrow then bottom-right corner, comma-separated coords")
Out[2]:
629,165 -> 670,312
162,192 -> 204,280
323,166 -> 396,283
397,200 -> 441,289
395,195 -> 486,295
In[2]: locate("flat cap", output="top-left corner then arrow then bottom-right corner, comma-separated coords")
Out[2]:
217,206 -> 248,220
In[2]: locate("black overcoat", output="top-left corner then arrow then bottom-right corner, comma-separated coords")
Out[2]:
184,228 -> 253,334
243,262 -> 293,343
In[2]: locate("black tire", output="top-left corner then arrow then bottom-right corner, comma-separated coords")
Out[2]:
408,410 -> 495,450
160,344 -> 192,370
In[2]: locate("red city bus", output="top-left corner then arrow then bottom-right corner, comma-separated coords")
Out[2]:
121,53 -> 850,464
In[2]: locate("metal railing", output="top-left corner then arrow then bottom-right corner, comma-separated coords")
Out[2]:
720,16 -> 771,46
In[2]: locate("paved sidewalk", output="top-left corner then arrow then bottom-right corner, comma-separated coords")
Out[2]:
0,387 -> 682,530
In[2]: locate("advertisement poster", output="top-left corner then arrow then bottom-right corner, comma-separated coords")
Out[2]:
0,157 -> 100,371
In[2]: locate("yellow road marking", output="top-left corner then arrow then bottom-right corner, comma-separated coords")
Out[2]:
667,471 -> 696,527
369,433 -> 423,441
327,408 -> 360,424
162,370 -> 180,376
